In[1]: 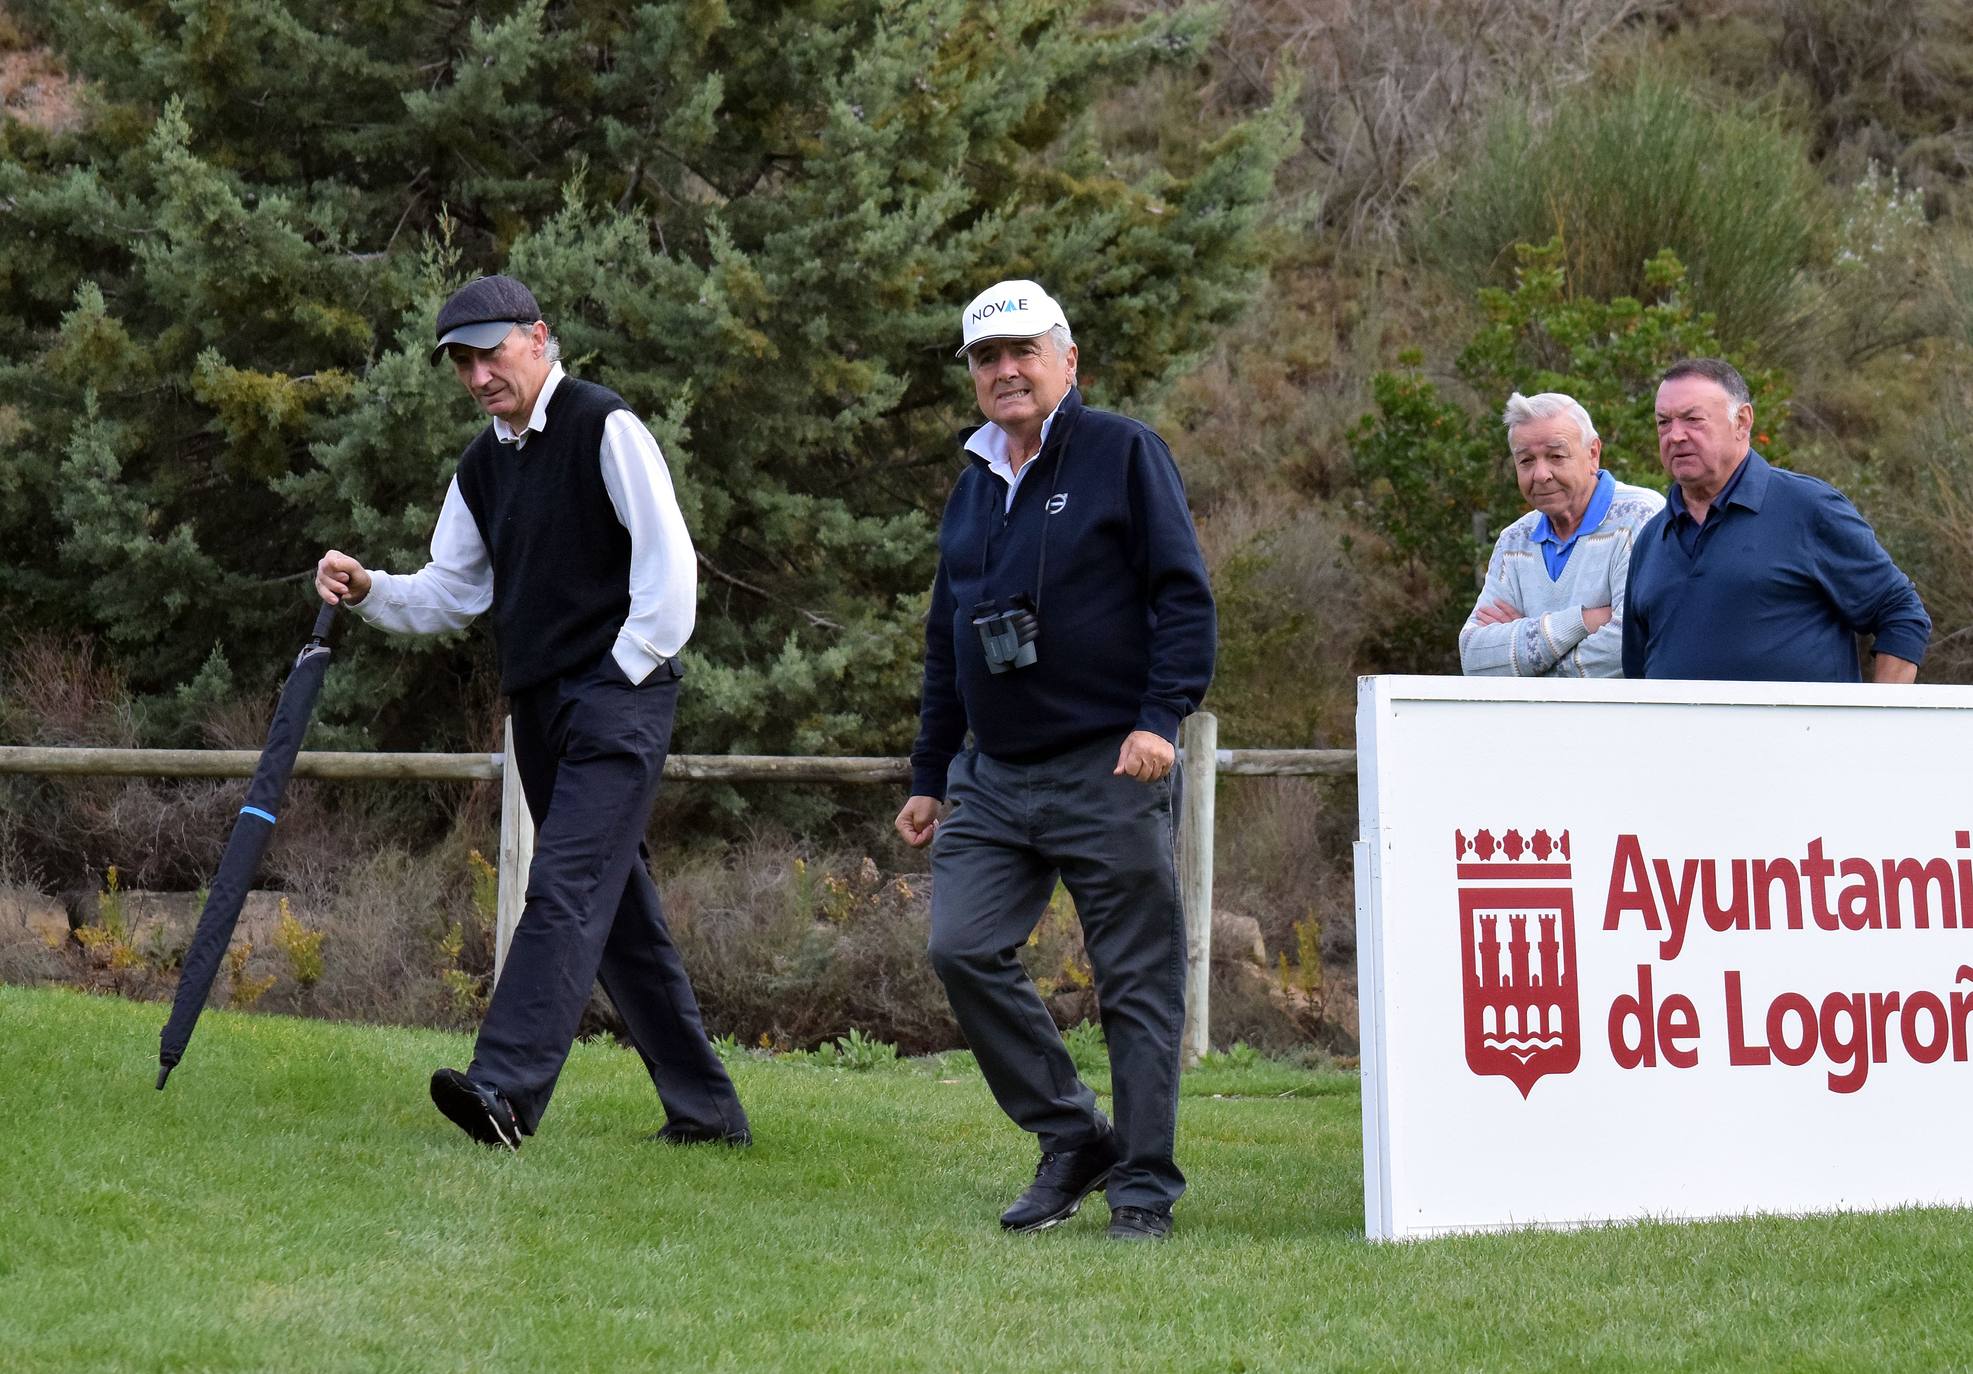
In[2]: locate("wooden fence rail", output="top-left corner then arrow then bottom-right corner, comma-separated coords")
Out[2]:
0,714 -> 1355,1060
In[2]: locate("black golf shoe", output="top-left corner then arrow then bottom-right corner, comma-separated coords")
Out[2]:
999,1131 -> 1120,1232
1106,1205 -> 1174,1241
429,1068 -> 522,1151
648,1121 -> 753,1147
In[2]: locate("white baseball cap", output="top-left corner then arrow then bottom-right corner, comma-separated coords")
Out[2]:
956,279 -> 1069,358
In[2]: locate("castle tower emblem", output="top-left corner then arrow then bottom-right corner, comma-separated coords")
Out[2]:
1454,827 -> 1580,1097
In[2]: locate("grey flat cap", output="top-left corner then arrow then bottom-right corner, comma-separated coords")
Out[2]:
430,275 -> 541,363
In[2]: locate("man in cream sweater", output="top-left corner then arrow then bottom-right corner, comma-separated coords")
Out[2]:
1459,392 -> 1664,677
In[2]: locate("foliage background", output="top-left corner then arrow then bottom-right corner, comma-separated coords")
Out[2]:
0,0 -> 1293,764
7,0 -> 1973,1050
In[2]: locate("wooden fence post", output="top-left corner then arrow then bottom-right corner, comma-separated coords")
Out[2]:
1178,710 -> 1217,1066
494,716 -> 534,984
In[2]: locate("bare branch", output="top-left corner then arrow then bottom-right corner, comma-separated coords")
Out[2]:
695,551 -> 844,631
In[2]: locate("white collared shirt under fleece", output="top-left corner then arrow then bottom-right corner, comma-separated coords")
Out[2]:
353,364 -> 696,685
965,400 -> 1065,509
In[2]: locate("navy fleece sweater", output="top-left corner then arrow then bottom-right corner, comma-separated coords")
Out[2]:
909,389 -> 1216,799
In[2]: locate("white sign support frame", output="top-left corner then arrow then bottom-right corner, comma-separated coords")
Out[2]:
1356,675 -> 1973,1241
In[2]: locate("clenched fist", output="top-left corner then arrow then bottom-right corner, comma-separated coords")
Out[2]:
315,550 -> 372,607
894,795 -> 940,848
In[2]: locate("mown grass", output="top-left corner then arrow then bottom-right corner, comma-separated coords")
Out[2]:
6,984 -> 1971,1373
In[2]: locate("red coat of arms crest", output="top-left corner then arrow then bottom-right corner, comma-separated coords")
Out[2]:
1454,827 -> 1580,1097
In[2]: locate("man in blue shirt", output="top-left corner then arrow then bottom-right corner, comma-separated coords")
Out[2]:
1622,358 -> 1930,681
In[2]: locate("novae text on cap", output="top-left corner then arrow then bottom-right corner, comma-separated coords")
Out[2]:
956,278 -> 1070,357
970,293 -> 1033,324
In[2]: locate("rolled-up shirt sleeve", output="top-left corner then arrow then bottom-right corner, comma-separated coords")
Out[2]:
599,409 -> 697,683
356,478 -> 492,634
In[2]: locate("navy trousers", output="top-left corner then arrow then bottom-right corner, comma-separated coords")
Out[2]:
468,653 -> 746,1138
927,734 -> 1187,1210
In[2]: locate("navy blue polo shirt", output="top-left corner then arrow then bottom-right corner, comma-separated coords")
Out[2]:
1621,451 -> 1930,681
1667,452 -> 1752,560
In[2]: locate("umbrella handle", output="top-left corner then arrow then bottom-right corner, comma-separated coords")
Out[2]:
309,602 -> 338,644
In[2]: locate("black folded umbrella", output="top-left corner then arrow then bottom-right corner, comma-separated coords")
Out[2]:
157,604 -> 338,1089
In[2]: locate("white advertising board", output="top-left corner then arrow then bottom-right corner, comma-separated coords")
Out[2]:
1355,675 -> 1973,1241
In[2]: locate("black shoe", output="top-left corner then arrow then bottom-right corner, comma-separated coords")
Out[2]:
429,1068 -> 522,1151
999,1132 -> 1120,1233
1106,1205 -> 1173,1242
648,1121 -> 753,1147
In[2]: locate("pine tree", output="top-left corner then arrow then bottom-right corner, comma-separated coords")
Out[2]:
0,0 -> 1293,761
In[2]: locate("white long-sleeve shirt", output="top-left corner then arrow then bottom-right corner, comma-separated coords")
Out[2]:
355,365 -> 696,685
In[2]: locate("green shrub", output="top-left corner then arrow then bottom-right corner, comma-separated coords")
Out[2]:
223,940 -> 274,1010
272,896 -> 324,990
1348,356 -> 1501,666
1428,74 -> 1826,356
826,1027 -> 900,1072
70,864 -> 140,977
1061,1019 -> 1109,1076
931,1048 -> 979,1076
1023,884 -> 1095,1004
710,1032 -> 747,1064
1195,1041 -> 1261,1073
1292,918 -> 1324,999
1454,241 -> 1790,480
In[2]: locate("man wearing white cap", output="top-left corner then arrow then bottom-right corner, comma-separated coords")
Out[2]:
313,275 -> 748,1152
895,279 -> 1216,1241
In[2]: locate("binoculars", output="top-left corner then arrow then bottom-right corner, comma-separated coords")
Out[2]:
971,596 -> 1039,673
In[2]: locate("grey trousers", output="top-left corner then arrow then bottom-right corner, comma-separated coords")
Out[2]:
927,734 -> 1187,1210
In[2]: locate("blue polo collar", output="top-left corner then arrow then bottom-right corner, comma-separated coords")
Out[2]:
1666,450 -> 1766,527
1530,469 -> 1615,580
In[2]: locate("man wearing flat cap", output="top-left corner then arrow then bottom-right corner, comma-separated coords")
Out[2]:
315,275 -> 748,1151
895,279 -> 1216,1241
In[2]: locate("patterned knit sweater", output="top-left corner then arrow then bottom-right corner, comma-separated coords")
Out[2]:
1459,479 -> 1665,678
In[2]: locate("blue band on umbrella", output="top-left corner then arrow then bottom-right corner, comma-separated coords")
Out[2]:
240,806 -> 277,824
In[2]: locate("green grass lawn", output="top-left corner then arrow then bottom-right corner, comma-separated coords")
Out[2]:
6,983 -> 1971,1373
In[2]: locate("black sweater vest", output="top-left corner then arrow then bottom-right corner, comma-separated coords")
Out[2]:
455,377 -> 632,694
